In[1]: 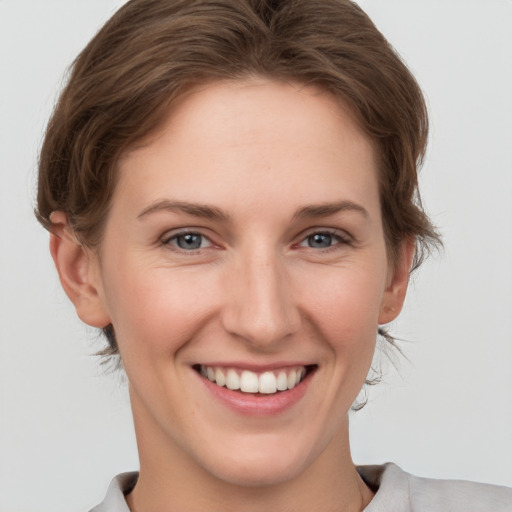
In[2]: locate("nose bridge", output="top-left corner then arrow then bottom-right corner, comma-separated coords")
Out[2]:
222,245 -> 300,347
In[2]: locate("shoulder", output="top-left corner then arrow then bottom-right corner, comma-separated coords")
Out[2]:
358,463 -> 512,512
89,472 -> 138,512
89,466 -> 512,512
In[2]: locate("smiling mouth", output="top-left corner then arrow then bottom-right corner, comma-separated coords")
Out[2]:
194,365 -> 316,395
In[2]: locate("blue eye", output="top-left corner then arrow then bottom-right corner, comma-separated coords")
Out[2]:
167,232 -> 212,250
307,233 -> 334,248
298,231 -> 348,249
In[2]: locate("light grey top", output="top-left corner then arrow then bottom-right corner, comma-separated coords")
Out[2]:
90,463 -> 512,511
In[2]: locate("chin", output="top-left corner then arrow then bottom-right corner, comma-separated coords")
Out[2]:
193,431 -> 322,488
208,455 -> 304,488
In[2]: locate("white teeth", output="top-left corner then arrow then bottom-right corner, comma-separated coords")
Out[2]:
240,370 -> 259,393
199,365 -> 309,394
259,371 -> 277,394
287,369 -> 297,389
225,369 -> 240,390
215,368 -> 226,387
276,371 -> 288,391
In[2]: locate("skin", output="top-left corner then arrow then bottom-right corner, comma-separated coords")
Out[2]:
50,79 -> 413,512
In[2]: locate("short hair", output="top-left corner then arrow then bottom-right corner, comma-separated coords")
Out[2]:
36,0 -> 441,357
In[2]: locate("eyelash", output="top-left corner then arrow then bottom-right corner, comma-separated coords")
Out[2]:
161,228 -> 353,253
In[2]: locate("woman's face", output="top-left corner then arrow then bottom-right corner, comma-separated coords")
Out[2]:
80,79 -> 409,486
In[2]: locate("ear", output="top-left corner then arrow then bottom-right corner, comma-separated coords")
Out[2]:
49,211 -> 111,328
378,239 -> 416,325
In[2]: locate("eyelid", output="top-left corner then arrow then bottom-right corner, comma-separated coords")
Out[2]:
161,229 -> 203,242
296,227 -> 353,244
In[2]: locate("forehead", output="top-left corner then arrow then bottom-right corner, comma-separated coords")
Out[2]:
115,79 -> 379,216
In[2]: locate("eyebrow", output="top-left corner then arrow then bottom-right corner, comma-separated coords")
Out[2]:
292,200 -> 370,221
137,200 -> 230,222
137,199 -> 369,223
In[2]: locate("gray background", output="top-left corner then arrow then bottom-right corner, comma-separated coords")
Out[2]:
1,1 -> 511,510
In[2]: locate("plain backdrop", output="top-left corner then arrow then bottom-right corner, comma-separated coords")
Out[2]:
1,1 -> 511,511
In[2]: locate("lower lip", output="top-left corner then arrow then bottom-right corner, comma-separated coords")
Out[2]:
197,371 -> 312,416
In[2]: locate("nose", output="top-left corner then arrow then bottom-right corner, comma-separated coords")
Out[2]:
221,249 -> 301,349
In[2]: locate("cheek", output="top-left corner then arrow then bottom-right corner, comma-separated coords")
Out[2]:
300,264 -> 386,351
101,263 -> 221,356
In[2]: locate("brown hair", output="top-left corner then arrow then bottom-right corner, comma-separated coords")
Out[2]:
36,0 -> 441,357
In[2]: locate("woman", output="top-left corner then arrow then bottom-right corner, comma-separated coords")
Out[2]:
35,0 -> 511,510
